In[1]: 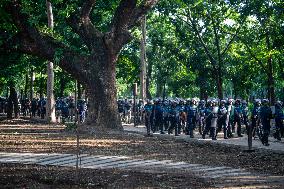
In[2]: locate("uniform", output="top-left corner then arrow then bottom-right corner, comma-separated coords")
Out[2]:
274,102 -> 283,141
144,102 -> 154,135
153,101 -> 164,134
186,101 -> 197,138
259,100 -> 273,146
217,101 -> 229,139
233,100 -> 243,137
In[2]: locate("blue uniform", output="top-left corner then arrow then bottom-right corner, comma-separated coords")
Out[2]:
154,103 -> 164,133
168,105 -> 180,136
186,105 -> 197,137
144,103 -> 154,135
217,105 -> 228,139
259,105 -> 272,145
233,105 -> 243,137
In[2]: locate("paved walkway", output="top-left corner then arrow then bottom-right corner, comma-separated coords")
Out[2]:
123,124 -> 284,154
0,152 -> 283,188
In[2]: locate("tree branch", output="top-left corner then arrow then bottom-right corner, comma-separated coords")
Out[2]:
107,0 -> 158,54
241,39 -> 267,72
128,0 -> 159,29
178,11 -> 217,66
4,0 -> 89,83
81,0 -> 96,20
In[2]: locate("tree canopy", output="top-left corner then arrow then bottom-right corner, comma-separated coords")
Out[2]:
0,0 -> 284,130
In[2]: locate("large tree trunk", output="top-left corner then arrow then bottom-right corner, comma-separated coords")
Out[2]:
5,0 -> 159,133
80,52 -> 122,132
46,0 -> 56,122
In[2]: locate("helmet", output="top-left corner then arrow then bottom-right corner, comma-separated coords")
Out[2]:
262,99 -> 269,105
220,99 -> 226,105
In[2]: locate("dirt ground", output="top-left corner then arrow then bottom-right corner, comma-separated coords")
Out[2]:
0,117 -> 283,188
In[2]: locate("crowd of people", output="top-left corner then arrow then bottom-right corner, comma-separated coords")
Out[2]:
1,95 -> 284,146
118,98 -> 284,146
0,97 -> 88,123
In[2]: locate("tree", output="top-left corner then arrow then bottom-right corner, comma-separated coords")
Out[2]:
46,0 -> 56,122
2,0 -> 158,132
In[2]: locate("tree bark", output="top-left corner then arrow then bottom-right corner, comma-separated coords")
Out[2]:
140,15 -> 147,101
81,51 -> 122,132
4,0 -> 158,133
46,0 -> 56,122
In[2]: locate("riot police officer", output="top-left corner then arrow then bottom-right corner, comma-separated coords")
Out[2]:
251,99 -> 261,138
259,99 -> 273,146
144,100 -> 154,136
210,100 -> 219,140
153,100 -> 164,134
202,100 -> 213,139
274,101 -> 283,141
168,101 -> 180,136
233,99 -> 243,137
186,98 -> 198,138
227,99 -> 235,138
217,100 -> 229,139
197,100 -> 206,135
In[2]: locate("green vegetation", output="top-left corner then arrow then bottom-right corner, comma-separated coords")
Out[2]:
0,0 -> 284,100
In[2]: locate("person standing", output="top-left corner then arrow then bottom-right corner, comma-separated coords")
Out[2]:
217,100 -> 229,139
186,99 -> 198,138
274,101 -> 283,141
259,99 -> 273,146
233,99 -> 243,137
153,100 -> 164,134
251,99 -> 261,138
144,100 -> 154,136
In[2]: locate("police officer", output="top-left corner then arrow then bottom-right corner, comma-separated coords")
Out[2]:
168,101 -> 180,136
210,99 -> 219,140
186,98 -> 198,138
163,100 -> 170,131
78,99 -> 87,123
178,100 -> 186,134
233,99 -> 243,137
251,99 -> 261,138
202,100 -> 213,139
259,99 -> 273,146
227,99 -> 235,138
197,100 -> 206,135
217,100 -> 229,139
153,99 -> 165,134
144,100 -> 154,136
274,101 -> 283,141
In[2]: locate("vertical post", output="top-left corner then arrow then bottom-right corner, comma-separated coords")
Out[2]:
30,67 -> 35,101
140,15 -> 147,102
162,82 -> 166,102
133,83 -> 137,127
46,0 -> 56,123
